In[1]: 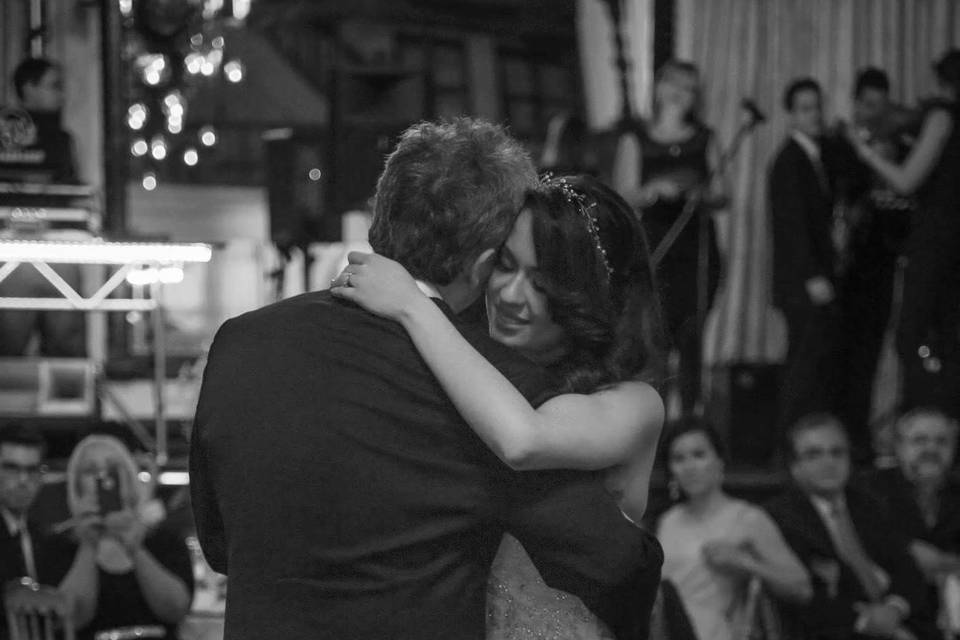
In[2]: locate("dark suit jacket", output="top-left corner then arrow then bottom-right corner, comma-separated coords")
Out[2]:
766,485 -> 932,639
1,517 -> 62,640
769,137 -> 837,309
0,517 -> 62,588
860,467 -> 960,554
190,291 -> 661,640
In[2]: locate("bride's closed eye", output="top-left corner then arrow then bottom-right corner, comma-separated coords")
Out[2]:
494,248 -> 517,272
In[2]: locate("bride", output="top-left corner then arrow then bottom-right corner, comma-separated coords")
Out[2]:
332,174 -> 667,639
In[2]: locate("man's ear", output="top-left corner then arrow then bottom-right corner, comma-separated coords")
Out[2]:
468,248 -> 497,289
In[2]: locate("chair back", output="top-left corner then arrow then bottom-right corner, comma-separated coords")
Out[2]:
4,579 -> 75,640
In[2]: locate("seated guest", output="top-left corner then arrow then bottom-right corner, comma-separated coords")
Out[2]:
1,423 -> 51,639
767,413 -> 934,639
48,435 -> 193,640
1,423 -> 48,582
862,408 -> 960,584
657,418 -> 811,640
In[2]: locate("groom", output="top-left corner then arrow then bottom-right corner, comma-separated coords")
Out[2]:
190,118 -> 662,640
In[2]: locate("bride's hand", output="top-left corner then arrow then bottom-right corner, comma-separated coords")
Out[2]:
330,251 -> 427,321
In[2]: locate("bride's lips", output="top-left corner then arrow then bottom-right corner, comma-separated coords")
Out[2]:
491,304 -> 529,332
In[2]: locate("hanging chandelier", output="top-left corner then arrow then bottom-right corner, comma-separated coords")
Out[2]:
121,0 -> 251,190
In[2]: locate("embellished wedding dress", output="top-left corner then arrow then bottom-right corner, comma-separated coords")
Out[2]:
486,534 -> 615,640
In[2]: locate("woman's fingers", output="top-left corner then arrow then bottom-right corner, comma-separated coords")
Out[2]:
346,251 -> 372,265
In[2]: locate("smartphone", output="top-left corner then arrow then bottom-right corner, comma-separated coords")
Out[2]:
96,468 -> 124,516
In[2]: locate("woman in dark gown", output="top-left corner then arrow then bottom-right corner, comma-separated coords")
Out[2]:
848,49 -> 960,417
614,60 -> 727,414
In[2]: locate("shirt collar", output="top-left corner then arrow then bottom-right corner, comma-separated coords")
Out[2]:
414,280 -> 443,300
809,492 -> 845,519
791,130 -> 821,161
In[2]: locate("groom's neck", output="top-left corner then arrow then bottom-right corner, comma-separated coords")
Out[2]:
430,281 -> 476,315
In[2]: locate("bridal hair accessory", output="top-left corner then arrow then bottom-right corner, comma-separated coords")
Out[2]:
541,173 -> 614,279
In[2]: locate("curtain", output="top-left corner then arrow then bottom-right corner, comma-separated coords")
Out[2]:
578,0 -> 654,129
675,0 -> 960,365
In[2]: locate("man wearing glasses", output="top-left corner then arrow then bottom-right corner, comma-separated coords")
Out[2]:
766,413 -> 933,639
0,422 -> 48,594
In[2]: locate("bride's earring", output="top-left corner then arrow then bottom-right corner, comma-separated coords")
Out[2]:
668,479 -> 681,502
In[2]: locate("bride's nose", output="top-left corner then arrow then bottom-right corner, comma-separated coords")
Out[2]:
498,272 -> 528,307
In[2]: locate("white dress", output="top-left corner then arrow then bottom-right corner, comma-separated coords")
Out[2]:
486,534 -> 615,640
657,499 -> 786,640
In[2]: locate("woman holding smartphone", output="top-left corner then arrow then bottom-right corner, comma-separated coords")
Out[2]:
49,435 -> 194,640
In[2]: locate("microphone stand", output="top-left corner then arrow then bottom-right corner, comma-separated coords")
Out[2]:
649,111 -> 764,415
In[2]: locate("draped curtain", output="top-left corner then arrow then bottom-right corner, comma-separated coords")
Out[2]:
675,0 -> 960,364
578,0 -> 654,129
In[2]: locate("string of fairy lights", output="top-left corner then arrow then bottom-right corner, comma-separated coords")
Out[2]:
121,0 -> 251,190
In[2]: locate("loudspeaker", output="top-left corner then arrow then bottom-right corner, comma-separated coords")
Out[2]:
330,124 -> 403,215
263,128 -> 339,248
725,363 -> 782,467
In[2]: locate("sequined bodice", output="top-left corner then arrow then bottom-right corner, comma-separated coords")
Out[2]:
486,534 -> 614,640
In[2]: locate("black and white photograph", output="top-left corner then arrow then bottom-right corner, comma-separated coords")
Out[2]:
0,1 -> 959,639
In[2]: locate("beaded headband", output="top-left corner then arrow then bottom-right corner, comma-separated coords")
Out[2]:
541,174 -> 614,279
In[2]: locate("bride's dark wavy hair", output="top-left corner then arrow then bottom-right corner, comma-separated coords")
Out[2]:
527,175 -> 667,393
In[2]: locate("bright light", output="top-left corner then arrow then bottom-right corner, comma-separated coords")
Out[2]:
185,53 -> 203,74
127,103 -> 147,130
159,265 -> 185,283
0,240 -> 213,264
150,137 -> 167,160
131,139 -> 148,156
183,148 -> 199,166
142,173 -> 158,191
126,267 -> 158,285
119,0 -> 133,16
200,60 -> 216,76
203,0 -> 224,19
224,60 -> 244,83
199,127 -> 217,147
137,54 -> 169,86
159,471 -> 190,486
163,92 -> 181,108
232,0 -> 251,20
167,118 -> 182,134
308,168 -> 322,181
137,471 -> 152,483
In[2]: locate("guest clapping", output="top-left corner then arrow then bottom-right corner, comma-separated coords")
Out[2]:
50,436 -> 193,640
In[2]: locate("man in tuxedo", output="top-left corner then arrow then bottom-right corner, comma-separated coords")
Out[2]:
1,423 -> 49,639
862,409 -> 960,600
767,413 -> 933,639
190,118 -> 661,640
769,78 -> 842,439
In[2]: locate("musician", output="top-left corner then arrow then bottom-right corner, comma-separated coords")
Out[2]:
613,59 -> 727,414
834,68 -> 919,463
769,78 -> 842,437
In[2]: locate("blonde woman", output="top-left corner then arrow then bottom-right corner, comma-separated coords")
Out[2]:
52,435 -> 193,640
